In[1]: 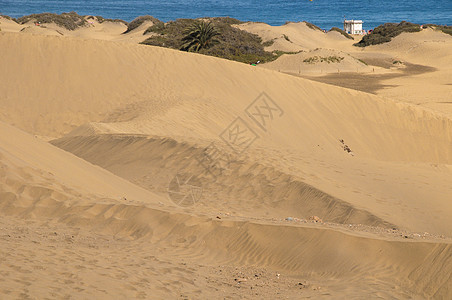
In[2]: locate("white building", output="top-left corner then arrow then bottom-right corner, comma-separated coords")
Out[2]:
344,20 -> 363,34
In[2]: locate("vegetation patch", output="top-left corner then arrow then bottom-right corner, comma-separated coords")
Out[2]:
423,24 -> 452,36
272,50 -> 302,59
357,58 -> 368,65
262,39 -> 275,47
303,56 -> 344,64
123,15 -> 162,34
283,34 -> 291,42
16,12 -> 88,30
354,21 -> 421,47
144,22 -> 165,35
90,16 -> 127,25
441,27 -> 452,36
304,21 -> 322,31
141,18 -> 198,48
141,17 -> 288,64
329,27 -> 354,40
0,14 -> 16,21
180,21 -> 220,52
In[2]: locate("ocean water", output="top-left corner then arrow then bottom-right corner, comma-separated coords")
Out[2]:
1,0 -> 451,30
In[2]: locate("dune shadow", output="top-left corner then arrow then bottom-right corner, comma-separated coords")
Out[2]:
290,63 -> 436,94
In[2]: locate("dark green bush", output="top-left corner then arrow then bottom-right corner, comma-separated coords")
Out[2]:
0,14 -> 17,22
354,21 -> 421,47
141,17 -> 282,64
304,21 -> 322,31
357,58 -> 368,65
211,17 -> 244,25
262,39 -> 275,47
144,22 -> 165,35
441,27 -> 452,36
141,18 -> 197,47
303,56 -> 344,64
423,24 -> 452,36
422,24 -> 436,29
329,27 -> 354,40
180,21 -> 220,52
16,12 -> 87,30
193,18 -> 278,63
93,16 -> 127,25
123,15 -> 162,34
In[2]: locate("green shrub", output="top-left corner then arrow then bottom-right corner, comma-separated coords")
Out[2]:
198,18 -> 275,63
329,27 -> 354,40
354,21 -> 421,47
16,12 -> 87,30
0,14 -> 17,22
422,24 -> 436,29
304,21 -> 322,31
180,21 -> 220,52
144,22 -> 165,35
357,58 -> 368,65
283,34 -> 291,42
271,50 -> 301,62
141,18 -> 197,47
441,27 -> 452,36
303,56 -> 344,64
93,15 -> 127,25
262,39 -> 275,47
141,17 -> 282,64
423,24 -> 452,36
211,17 -> 244,25
123,15 -> 162,34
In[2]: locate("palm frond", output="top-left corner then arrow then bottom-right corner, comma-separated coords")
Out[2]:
180,21 -> 220,52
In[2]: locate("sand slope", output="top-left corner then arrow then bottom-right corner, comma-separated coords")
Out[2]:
368,29 -> 452,117
0,16 -> 153,43
1,32 -> 451,159
1,32 -> 451,234
3,16 -> 451,115
262,48 -> 373,74
234,22 -> 352,52
238,22 -> 452,117
1,122 -> 451,299
0,121 -> 166,208
1,26 -> 452,298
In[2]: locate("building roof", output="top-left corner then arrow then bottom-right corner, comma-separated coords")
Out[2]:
344,20 -> 363,24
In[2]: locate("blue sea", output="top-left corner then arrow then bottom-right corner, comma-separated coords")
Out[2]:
1,0 -> 451,30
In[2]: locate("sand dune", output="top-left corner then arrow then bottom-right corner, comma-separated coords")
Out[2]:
51,134 -> 397,228
0,15 -> 152,43
234,22 -> 352,52
237,21 -> 452,117
0,21 -> 451,298
1,32 -> 451,159
0,17 -> 23,32
2,16 -> 450,116
366,29 -> 452,117
1,30 -> 451,232
0,121 -> 166,206
261,48 -> 374,74
50,132 -> 452,236
1,122 -> 451,298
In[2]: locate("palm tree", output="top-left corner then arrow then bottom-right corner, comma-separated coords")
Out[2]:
181,21 -> 220,52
